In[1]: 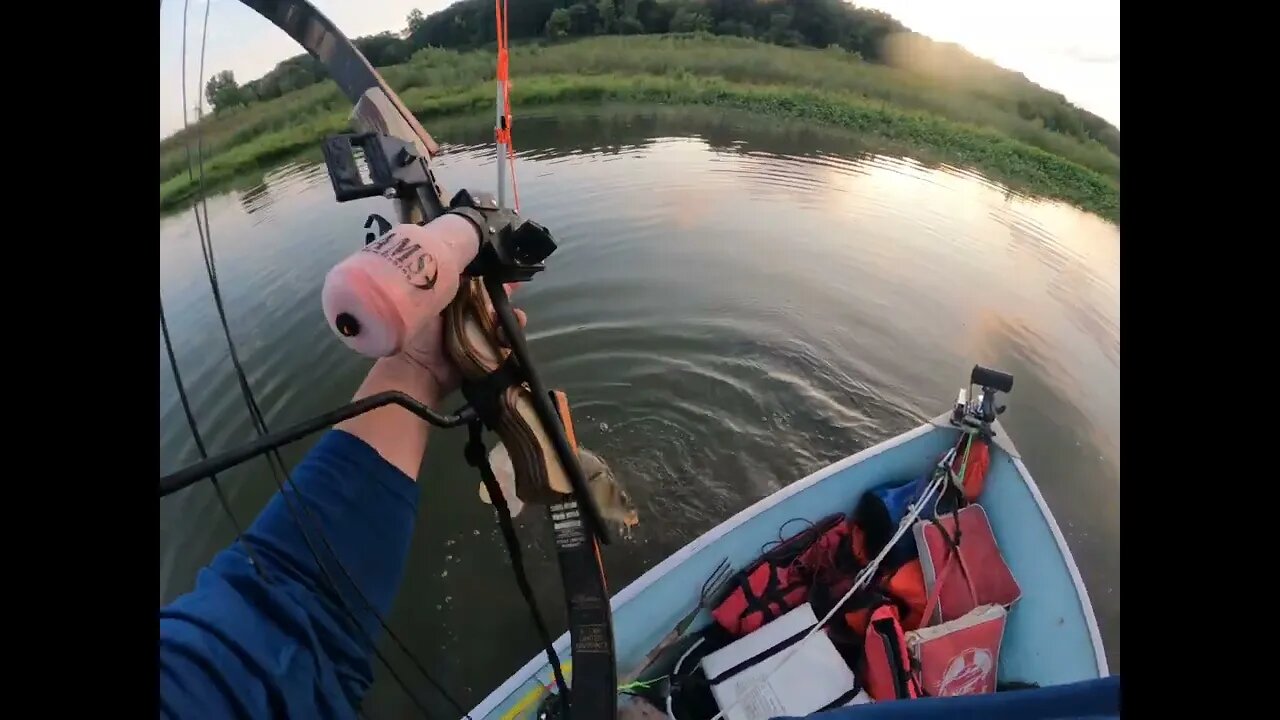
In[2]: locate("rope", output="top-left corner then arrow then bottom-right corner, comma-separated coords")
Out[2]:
618,675 -> 668,694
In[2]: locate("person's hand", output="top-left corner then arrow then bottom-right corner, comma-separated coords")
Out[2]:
398,282 -> 526,399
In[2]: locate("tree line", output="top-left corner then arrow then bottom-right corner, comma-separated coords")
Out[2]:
203,0 -> 1118,156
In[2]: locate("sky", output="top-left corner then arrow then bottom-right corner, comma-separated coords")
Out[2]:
159,0 -> 1119,139
159,0 -> 449,138
855,0 -> 1119,127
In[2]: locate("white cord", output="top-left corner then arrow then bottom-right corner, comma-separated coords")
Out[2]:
705,467 -> 948,720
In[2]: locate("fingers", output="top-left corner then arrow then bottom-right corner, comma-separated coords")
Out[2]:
493,308 -> 528,348
502,281 -> 520,297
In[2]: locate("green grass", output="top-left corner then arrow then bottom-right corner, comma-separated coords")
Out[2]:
160,35 -> 1120,221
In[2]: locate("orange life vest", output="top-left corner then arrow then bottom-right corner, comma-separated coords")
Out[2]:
881,558 -> 927,631
710,514 -> 845,637
860,603 -> 921,701
710,561 -> 809,636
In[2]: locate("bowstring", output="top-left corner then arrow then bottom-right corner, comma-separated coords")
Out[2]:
160,292 -> 265,580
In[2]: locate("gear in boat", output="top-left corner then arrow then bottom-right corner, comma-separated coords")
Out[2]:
491,367 -> 1115,720
159,2 -> 1118,718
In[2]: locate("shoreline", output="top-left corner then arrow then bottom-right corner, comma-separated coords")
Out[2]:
160,36 -> 1119,223
159,78 -> 1119,223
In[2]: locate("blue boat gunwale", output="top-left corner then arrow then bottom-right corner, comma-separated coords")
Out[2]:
467,414 -> 1107,718
989,420 -> 1108,676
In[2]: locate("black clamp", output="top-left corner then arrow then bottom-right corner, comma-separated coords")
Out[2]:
445,189 -> 558,284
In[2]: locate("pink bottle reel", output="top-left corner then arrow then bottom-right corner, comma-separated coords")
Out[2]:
321,215 -> 479,357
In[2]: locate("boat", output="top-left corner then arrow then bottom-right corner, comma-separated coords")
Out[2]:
469,395 -> 1108,719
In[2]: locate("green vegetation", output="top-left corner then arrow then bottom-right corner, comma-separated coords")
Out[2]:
161,33 -> 1119,221
194,1 -> 1118,158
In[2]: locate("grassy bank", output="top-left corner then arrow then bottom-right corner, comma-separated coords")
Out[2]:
160,35 -> 1120,221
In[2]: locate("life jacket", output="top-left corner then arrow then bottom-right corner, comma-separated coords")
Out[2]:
839,588 -> 888,639
951,437 -> 991,502
881,558 -> 927,632
860,603 -> 921,702
711,561 -> 808,637
711,514 -> 844,636
835,558 -> 927,639
795,518 -> 869,619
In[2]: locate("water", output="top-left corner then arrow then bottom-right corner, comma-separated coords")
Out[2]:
159,107 -> 1119,715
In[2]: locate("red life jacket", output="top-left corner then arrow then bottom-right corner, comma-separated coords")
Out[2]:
951,437 -> 991,502
837,559 -> 927,639
711,560 -> 809,636
860,603 -> 921,702
839,588 -> 887,639
794,518 -> 870,619
711,514 -> 845,637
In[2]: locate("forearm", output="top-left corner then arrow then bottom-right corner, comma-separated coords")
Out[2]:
160,429 -> 422,714
335,354 -> 444,480
160,357 -> 445,714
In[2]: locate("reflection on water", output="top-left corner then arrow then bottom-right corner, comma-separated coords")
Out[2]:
160,108 -> 1119,715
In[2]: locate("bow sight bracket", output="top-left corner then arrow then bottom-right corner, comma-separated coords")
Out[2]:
321,132 -> 444,219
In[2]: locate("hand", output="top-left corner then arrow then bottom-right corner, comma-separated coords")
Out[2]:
399,282 -> 527,399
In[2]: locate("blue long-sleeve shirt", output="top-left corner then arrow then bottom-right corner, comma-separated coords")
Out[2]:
160,430 -> 418,719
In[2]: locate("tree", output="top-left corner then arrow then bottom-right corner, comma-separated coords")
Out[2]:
406,8 -> 425,35
545,7 -> 571,39
618,16 -> 645,34
355,31 -> 411,66
670,5 -> 711,33
204,70 -> 244,113
568,3 -> 598,36
715,19 -> 752,37
595,0 -> 618,33
766,12 -> 802,47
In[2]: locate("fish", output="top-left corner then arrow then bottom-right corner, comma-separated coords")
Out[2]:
480,443 -> 640,537
578,447 -> 640,536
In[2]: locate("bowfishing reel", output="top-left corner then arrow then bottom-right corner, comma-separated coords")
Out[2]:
447,189 -> 557,283
952,364 -> 1014,437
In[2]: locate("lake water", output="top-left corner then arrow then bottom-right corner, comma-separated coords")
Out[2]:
159,107 -> 1119,716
